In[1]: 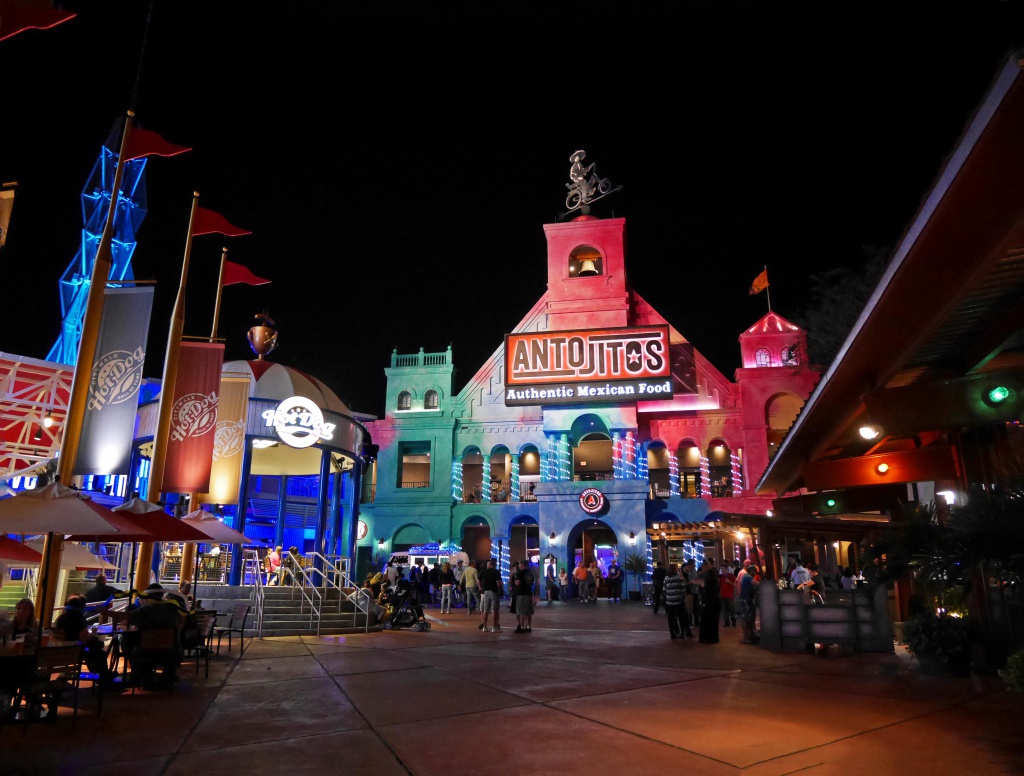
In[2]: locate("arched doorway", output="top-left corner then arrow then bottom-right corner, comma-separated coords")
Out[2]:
461,515 -> 491,561
647,440 -> 670,498
566,518 -> 619,597
509,516 -> 539,566
707,439 -> 732,496
489,446 -> 510,502
461,447 -> 483,502
519,444 -> 540,501
677,441 -> 701,498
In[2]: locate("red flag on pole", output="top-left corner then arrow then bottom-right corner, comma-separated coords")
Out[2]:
748,268 -> 769,295
193,206 -> 252,237
0,2 -> 75,42
222,260 -> 270,286
122,128 -> 192,161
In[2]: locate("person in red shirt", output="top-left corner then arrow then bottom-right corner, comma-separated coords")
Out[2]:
719,563 -> 738,627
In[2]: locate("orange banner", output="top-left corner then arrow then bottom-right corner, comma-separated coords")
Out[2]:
195,374 -> 250,506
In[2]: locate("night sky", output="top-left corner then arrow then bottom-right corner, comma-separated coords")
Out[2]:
3,1 -> 1022,418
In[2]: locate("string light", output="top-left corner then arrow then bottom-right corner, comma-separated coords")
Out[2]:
731,452 -> 743,495
612,434 -> 622,479
510,456 -> 520,502
481,454 -> 491,502
669,451 -> 679,497
451,460 -> 463,502
636,441 -> 648,482
700,455 -> 712,498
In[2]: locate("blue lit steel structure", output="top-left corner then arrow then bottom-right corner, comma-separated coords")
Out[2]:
47,141 -> 148,365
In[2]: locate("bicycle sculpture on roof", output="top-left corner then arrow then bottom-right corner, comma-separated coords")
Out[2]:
563,149 -> 622,216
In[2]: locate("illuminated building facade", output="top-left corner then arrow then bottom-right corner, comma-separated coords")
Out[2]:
358,214 -> 820,583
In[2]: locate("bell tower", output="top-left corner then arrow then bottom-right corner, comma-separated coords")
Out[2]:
542,216 -> 631,331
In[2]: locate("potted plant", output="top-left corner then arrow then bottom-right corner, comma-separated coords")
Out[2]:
624,551 -> 648,601
904,611 -> 973,677
998,649 -> 1024,693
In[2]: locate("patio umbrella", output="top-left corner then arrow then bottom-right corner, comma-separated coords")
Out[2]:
0,535 -> 43,564
180,509 -> 253,545
0,483 -> 126,633
0,483 -> 127,537
180,509 -> 254,586
108,498 -> 213,596
25,539 -> 117,571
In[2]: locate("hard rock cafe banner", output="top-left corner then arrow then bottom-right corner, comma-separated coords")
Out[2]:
74,287 -> 154,475
156,341 -> 224,494
194,373 -> 249,506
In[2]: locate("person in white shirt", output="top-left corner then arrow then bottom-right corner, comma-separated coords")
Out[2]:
790,559 -> 811,588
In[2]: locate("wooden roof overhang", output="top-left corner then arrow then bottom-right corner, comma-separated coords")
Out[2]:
647,521 -> 742,542
758,56 -> 1024,497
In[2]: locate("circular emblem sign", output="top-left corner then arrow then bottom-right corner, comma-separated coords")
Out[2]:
261,396 -> 336,449
579,487 -> 606,515
357,520 -> 368,540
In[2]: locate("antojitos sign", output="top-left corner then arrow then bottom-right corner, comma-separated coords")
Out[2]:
579,487 -> 606,515
504,325 -> 672,406
262,396 -> 336,449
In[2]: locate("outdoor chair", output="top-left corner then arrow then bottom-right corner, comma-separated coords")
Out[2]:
18,644 -> 85,732
181,610 -> 218,678
214,603 -> 250,656
130,628 -> 180,694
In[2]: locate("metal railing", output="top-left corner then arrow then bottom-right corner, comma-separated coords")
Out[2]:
283,555 -> 322,635
244,549 -> 266,638
320,554 -> 371,633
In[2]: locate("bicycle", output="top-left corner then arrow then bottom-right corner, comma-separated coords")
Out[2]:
641,582 -> 655,606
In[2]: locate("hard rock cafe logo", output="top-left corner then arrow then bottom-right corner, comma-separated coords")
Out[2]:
579,487 -> 606,515
169,391 -> 219,442
88,347 -> 146,411
262,396 -> 335,449
211,418 -> 246,461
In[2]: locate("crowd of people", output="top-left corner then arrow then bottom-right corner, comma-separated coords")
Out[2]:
357,551 -> 855,649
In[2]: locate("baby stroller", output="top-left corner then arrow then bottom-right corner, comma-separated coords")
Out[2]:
380,586 -> 431,631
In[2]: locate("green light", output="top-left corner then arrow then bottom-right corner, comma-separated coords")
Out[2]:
988,386 -> 1010,404
826,498 -> 837,508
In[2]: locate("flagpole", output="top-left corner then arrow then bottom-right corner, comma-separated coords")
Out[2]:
136,191 -> 201,588
210,247 -> 228,339
36,111 -> 135,630
764,265 -> 772,313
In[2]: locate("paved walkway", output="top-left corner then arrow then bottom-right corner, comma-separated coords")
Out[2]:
3,600 -> 1023,775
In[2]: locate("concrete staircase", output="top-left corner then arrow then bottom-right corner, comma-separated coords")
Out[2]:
194,584 -> 376,637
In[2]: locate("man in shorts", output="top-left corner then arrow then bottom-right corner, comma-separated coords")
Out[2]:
514,561 -> 537,633
479,558 -> 503,632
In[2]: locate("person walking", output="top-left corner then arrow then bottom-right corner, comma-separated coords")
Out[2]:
651,561 -> 667,614
462,560 -> 480,614
479,558 -> 503,632
606,559 -> 623,602
558,567 -> 569,602
738,564 -> 761,644
438,562 -> 456,614
662,564 -> 690,639
698,560 -> 721,644
719,562 -> 737,627
514,561 -> 538,633
573,561 -> 589,602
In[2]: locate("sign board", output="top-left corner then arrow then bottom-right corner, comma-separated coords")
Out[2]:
262,395 -> 336,449
579,487 -> 606,514
504,325 -> 672,406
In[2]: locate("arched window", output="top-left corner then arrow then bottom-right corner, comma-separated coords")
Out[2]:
424,389 -> 438,409
755,348 -> 772,367
397,391 -> 412,411
568,245 -> 603,277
